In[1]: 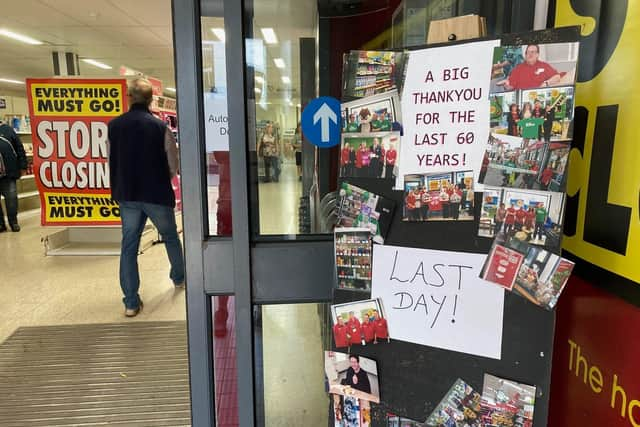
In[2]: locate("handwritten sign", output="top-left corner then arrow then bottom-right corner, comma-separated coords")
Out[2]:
371,245 -> 504,359
398,40 -> 499,185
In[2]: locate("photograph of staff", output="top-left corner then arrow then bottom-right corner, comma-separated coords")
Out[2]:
490,42 -> 578,93
478,188 -> 566,253
331,298 -> 389,349
479,133 -> 570,192
340,132 -> 400,179
342,90 -> 401,134
325,351 -> 381,404
402,170 -> 474,222
490,86 -> 574,142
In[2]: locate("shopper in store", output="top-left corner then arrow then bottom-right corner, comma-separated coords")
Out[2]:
292,123 -> 303,181
108,77 -> 185,317
341,354 -> 372,394
258,122 -> 278,182
0,122 -> 28,232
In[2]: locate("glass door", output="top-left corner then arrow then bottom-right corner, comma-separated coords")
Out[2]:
172,0 -> 539,426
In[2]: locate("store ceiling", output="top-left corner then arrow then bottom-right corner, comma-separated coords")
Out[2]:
0,0 -> 317,103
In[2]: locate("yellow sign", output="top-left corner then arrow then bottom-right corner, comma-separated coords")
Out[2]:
29,80 -> 126,117
42,192 -> 120,224
557,2 -> 640,284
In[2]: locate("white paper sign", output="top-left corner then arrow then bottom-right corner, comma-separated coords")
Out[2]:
398,40 -> 499,185
371,244 -> 504,359
204,92 -> 229,152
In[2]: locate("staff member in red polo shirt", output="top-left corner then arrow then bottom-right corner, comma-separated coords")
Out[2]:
497,44 -> 563,90
505,203 -> 517,234
384,143 -> 397,179
361,315 -> 375,344
373,311 -> 389,344
405,189 -> 417,221
515,206 -> 527,231
333,316 -> 349,348
346,311 -> 363,346
541,166 -> 554,189
341,143 -> 351,176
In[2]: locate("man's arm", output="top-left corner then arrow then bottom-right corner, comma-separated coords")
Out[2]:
165,127 -> 179,177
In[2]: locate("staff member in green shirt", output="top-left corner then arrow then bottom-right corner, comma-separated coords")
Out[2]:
534,202 -> 547,242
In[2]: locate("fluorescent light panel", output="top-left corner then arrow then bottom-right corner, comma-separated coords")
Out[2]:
255,87 -> 261,94
260,28 -> 278,44
211,28 -> 225,42
81,59 -> 112,70
255,75 -> 264,84
281,76 -> 291,84
166,87 -> 176,92
0,29 -> 43,45
0,78 -> 24,84
273,58 -> 285,69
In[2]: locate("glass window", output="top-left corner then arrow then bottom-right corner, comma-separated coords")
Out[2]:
202,13 -> 232,237
254,303 -> 330,425
212,295 -> 239,426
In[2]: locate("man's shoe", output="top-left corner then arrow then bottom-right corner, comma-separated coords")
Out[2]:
174,281 -> 185,289
9,223 -> 20,232
125,300 -> 143,317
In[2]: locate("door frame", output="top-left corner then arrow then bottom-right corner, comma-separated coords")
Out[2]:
173,0 -> 334,426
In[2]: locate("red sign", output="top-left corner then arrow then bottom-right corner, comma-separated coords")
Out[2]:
26,78 -> 128,226
550,275 -> 640,426
482,244 -> 523,290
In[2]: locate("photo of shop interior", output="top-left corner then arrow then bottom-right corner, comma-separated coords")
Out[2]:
403,171 -> 474,221
479,188 -> 565,252
480,132 -> 570,191
514,246 -> 571,309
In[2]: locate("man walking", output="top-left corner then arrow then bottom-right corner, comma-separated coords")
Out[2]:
108,78 -> 185,317
0,121 -> 27,232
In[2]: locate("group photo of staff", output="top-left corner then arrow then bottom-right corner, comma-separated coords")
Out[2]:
402,171 -> 474,222
340,132 -> 401,179
331,299 -> 389,349
325,351 -> 381,404
478,188 -> 566,253
490,42 -> 578,93
490,86 -> 574,142
342,90 -> 401,134
513,246 -> 575,311
479,132 -> 570,192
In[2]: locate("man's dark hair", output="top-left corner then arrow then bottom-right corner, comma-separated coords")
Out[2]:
349,354 -> 360,362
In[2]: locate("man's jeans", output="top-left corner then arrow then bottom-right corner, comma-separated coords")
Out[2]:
119,201 -> 185,309
0,178 -> 18,224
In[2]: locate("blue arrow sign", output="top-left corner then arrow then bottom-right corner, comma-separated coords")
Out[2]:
301,96 -> 341,148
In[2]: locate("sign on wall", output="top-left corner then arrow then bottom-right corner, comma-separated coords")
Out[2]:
398,40 -> 499,186
371,244 -> 504,359
26,78 -> 128,226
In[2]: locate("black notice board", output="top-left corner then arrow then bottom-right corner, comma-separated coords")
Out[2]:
331,26 -> 580,426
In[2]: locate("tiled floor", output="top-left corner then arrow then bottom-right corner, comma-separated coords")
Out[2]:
0,210 -> 186,344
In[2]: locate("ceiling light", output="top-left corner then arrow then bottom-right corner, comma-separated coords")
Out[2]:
211,28 -> 225,42
81,59 -> 112,70
255,87 -> 262,94
166,87 -> 176,92
0,29 -> 43,45
0,78 -> 24,85
281,76 -> 291,84
260,28 -> 278,44
255,75 -> 264,84
273,58 -> 285,69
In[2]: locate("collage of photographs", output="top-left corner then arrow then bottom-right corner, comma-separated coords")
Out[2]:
326,38 -> 579,426
477,42 -> 577,305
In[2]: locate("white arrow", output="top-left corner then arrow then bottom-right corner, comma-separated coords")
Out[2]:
313,103 -> 337,143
